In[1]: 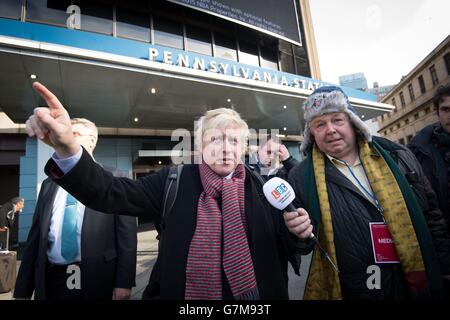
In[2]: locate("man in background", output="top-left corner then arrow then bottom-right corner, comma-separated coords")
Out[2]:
409,83 -> 450,232
0,197 -> 24,250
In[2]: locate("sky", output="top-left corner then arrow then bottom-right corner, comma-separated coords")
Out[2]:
308,0 -> 450,88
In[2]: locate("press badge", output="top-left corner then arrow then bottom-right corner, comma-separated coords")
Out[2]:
369,222 -> 400,264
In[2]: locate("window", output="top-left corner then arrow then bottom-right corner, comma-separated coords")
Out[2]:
260,47 -> 278,70
116,6 -> 150,42
405,118 -> 409,125
408,84 -> 415,101
214,33 -> 237,61
418,75 -> 426,94
399,138 -> 405,145
186,25 -> 212,56
444,53 -> 450,76
414,113 -> 419,120
0,0 -> 22,20
278,40 -> 295,74
407,135 -> 413,144
26,0 -> 71,26
74,0 -> 113,35
238,39 -> 259,66
399,92 -> 406,107
293,44 -> 311,77
391,98 -> 397,108
430,65 -> 439,86
153,16 -> 183,49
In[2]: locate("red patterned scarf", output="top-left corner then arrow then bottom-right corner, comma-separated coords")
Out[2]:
185,162 -> 259,299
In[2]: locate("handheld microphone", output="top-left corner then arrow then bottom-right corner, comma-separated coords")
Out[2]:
262,176 -> 297,212
262,177 -> 340,273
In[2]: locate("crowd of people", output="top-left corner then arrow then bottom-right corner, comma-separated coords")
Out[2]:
9,81 -> 450,300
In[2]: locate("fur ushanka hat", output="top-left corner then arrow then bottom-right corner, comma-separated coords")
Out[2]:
300,86 -> 372,152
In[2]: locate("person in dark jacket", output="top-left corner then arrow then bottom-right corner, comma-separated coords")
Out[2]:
409,84 -> 450,232
24,82 -> 311,300
286,86 -> 450,300
248,135 -> 299,181
246,135 -> 302,278
0,197 -> 24,249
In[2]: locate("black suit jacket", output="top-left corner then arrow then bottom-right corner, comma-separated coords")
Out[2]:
14,177 -> 138,300
0,202 -> 14,228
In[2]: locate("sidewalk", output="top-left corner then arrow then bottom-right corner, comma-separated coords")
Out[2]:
1,224 -> 309,300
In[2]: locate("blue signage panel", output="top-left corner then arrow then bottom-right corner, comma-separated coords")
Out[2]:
0,18 -> 376,102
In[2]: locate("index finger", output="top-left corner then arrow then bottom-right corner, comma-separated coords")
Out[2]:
32,82 -> 64,112
283,210 -> 299,221
297,208 -> 309,216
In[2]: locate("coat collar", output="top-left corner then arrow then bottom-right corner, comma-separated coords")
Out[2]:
324,158 -> 377,209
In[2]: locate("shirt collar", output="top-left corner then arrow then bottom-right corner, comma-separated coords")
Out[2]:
325,153 -> 361,167
224,171 -> 234,180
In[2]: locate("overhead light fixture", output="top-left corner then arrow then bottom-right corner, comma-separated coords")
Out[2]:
361,115 -> 365,119
283,127 -> 287,131
150,88 -> 156,94
158,161 -> 162,165
283,105 -> 287,109
227,98 -> 231,102
134,117 -> 139,122
30,74 -> 37,80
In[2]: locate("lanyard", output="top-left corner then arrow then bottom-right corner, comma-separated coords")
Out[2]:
336,158 -> 386,222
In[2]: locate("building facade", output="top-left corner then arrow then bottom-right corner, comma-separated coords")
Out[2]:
367,82 -> 396,102
339,72 -> 368,91
0,0 -> 391,241
377,35 -> 450,145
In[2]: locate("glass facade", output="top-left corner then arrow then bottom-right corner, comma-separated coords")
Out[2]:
238,39 -> 259,67
186,24 -> 212,56
26,0 -> 71,27
116,5 -> 150,42
153,16 -> 183,49
1,0 -> 312,77
259,36 -> 278,70
0,0 -> 22,20
214,32 -> 237,61
74,0 -> 113,35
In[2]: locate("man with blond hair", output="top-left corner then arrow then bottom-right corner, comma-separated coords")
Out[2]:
23,82 -> 310,300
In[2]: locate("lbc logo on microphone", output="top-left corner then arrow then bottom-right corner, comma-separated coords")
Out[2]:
271,183 -> 288,200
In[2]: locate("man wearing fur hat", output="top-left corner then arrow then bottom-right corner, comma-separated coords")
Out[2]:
284,86 -> 450,299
